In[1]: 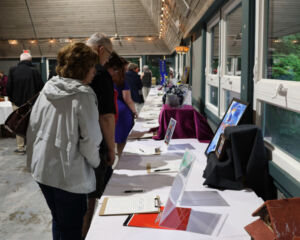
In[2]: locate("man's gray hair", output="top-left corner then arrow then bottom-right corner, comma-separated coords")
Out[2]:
20,53 -> 32,61
86,32 -> 112,49
143,65 -> 149,71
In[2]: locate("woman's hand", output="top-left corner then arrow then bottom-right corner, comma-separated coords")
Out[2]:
133,111 -> 138,119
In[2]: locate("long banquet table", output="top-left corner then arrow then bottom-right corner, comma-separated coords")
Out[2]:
86,86 -> 263,240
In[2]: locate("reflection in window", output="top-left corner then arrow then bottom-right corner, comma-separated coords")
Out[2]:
210,86 -> 218,107
211,23 -> 220,74
266,0 -> 300,81
262,103 -> 300,162
225,5 -> 242,76
224,90 -> 240,110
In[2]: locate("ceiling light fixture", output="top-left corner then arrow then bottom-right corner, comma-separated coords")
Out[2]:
8,40 -> 18,45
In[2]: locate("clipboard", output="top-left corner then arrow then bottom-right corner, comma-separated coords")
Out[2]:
99,195 -> 161,216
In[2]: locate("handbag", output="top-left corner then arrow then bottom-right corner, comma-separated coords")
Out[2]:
4,92 -> 39,137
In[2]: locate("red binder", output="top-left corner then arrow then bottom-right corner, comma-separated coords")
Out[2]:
124,206 -> 191,231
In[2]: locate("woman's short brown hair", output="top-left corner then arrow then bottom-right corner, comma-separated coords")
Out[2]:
128,63 -> 139,71
56,42 -> 98,80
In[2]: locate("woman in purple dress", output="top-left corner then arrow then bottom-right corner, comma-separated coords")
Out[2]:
105,53 -> 137,158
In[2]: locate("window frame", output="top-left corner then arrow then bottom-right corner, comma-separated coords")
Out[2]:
205,0 -> 243,117
220,0 -> 242,116
206,14 -> 221,116
254,0 -> 300,182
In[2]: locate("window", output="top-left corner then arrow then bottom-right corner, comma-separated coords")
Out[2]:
206,15 -> 220,116
206,0 -> 242,117
255,0 -> 300,182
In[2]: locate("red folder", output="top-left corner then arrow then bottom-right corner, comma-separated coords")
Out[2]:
124,206 -> 191,231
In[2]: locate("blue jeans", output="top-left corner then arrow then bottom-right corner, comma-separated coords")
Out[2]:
38,183 -> 87,240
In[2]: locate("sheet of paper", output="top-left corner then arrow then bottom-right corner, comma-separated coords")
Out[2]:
123,143 -> 161,155
186,210 -> 227,236
168,143 -> 195,151
147,159 -> 182,173
128,130 -> 153,140
142,119 -> 159,128
99,195 -> 160,215
180,191 -> 229,206
139,111 -> 160,120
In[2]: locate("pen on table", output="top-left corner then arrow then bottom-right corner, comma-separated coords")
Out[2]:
139,148 -> 144,152
124,189 -> 144,193
154,168 -> 171,172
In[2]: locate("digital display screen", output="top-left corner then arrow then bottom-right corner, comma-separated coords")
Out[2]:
205,98 -> 248,155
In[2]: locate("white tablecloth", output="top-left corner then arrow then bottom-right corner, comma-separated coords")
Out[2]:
86,139 -> 263,240
0,101 -> 13,125
86,86 -> 262,240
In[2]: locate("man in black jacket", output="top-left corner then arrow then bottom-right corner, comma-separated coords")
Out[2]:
6,52 -> 44,154
82,33 -> 115,239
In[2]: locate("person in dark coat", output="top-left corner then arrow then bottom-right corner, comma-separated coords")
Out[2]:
125,63 -> 144,113
6,52 -> 44,154
82,32 -> 116,239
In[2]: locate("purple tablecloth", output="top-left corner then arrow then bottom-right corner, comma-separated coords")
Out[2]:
153,104 -> 213,142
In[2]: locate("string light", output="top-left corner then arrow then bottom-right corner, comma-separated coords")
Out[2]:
8,40 -> 18,45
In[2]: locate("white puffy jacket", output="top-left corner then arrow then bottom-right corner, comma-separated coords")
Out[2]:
27,76 -> 102,194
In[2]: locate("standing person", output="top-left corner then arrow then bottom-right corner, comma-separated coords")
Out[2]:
6,53 -> 44,154
141,65 -> 152,100
26,42 -> 101,240
125,63 -> 144,113
105,52 -> 136,158
0,70 -> 8,96
82,33 -> 115,239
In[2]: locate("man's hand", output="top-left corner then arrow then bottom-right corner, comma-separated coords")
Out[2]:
106,148 -> 115,166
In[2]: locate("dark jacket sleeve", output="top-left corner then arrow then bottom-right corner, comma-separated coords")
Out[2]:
137,74 -> 143,90
6,67 -> 15,99
33,69 -> 44,93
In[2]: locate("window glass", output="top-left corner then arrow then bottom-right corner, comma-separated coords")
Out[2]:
210,86 -> 218,107
211,23 -> 220,74
262,103 -> 300,162
225,5 -> 242,76
224,90 -> 240,110
265,0 -> 300,81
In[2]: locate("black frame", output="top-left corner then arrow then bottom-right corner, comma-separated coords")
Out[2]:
205,98 -> 249,156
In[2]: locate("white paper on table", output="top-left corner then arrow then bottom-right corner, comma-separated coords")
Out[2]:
139,111 -> 160,120
180,191 -> 229,206
142,121 -> 159,128
99,195 -> 160,215
123,143 -> 161,155
167,143 -> 195,151
147,159 -> 182,173
186,210 -> 228,236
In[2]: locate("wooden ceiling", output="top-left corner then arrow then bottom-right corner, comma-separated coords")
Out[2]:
0,0 -> 214,58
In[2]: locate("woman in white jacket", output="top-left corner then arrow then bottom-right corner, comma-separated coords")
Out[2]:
26,42 -> 101,240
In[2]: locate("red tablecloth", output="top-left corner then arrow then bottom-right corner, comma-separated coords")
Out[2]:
153,104 -> 213,142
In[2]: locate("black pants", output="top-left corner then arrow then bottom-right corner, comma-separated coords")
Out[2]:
38,183 -> 87,240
